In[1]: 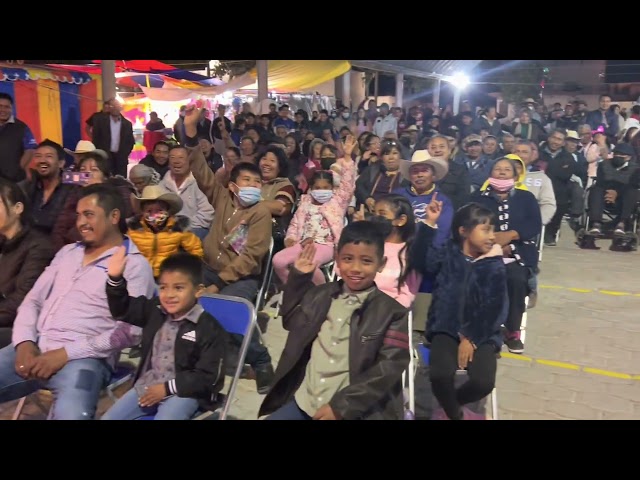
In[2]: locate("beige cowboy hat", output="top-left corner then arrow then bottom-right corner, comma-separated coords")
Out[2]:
399,150 -> 449,181
64,140 -> 109,160
134,185 -> 183,216
522,97 -> 538,105
565,130 -> 580,141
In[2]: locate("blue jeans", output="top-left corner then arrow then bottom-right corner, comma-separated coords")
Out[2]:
0,345 -> 111,420
192,228 -> 210,242
528,269 -> 538,293
265,399 -> 312,420
101,387 -> 199,420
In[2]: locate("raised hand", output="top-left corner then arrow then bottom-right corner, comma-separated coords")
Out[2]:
424,192 -> 443,226
293,241 -> 318,275
107,245 -> 127,279
342,134 -> 357,157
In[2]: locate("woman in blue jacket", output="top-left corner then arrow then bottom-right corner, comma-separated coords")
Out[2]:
471,156 -> 542,354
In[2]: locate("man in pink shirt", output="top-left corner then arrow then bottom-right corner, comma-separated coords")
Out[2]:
0,184 -> 155,419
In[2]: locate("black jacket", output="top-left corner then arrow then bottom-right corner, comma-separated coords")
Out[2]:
106,277 -> 227,411
259,268 -> 410,420
539,146 -> 578,205
438,160 -> 471,211
413,224 -> 508,349
0,227 -> 55,328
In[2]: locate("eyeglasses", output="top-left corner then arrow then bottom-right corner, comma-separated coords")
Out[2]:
383,140 -> 398,146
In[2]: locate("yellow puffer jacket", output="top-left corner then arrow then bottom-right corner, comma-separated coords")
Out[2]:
127,215 -> 204,277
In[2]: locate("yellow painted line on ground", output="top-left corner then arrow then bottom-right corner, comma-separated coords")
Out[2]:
582,368 -> 632,380
536,359 -> 581,370
500,352 -> 639,380
539,285 -> 640,297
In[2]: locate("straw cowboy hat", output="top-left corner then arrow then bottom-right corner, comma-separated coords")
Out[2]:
399,150 -> 449,181
134,185 -> 183,216
64,140 -> 109,160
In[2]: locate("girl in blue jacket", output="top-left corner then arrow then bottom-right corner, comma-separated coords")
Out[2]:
413,201 -> 508,420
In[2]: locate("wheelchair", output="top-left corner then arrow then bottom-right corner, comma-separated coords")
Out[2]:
574,183 -> 640,252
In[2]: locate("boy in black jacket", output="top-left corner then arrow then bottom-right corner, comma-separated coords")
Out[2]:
101,251 -> 227,420
259,222 -> 410,420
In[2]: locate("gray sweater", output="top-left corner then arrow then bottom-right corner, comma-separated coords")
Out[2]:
522,170 -> 557,225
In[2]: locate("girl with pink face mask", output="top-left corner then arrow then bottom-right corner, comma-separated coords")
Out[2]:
470,157 -> 542,355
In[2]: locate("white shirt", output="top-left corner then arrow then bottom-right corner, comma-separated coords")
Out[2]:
110,116 -> 122,153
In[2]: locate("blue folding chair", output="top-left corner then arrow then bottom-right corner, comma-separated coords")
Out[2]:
416,343 -> 498,420
137,294 -> 257,421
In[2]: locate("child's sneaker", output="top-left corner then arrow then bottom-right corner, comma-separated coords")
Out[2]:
504,331 -> 524,354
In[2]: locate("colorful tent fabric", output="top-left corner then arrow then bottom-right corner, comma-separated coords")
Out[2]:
140,60 -> 352,100
0,66 -> 101,155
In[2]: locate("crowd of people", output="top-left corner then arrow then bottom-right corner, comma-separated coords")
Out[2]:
0,89 -> 638,420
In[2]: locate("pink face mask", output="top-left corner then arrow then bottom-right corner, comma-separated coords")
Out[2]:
488,177 -> 515,192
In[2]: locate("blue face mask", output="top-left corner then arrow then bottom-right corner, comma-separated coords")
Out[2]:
235,186 -> 262,207
310,189 -> 333,204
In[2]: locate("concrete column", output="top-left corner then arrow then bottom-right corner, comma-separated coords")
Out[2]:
395,73 -> 404,108
350,71 -> 366,109
453,87 -> 462,115
257,60 -> 268,103
374,72 -> 379,104
334,76 -> 344,107
433,79 -> 441,111
342,71 -> 351,110
101,60 -> 116,103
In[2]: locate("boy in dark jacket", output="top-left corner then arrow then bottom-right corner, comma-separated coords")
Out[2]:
101,251 -> 227,420
259,221 -> 410,420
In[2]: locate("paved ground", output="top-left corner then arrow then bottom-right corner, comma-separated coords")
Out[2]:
2,222 -> 639,420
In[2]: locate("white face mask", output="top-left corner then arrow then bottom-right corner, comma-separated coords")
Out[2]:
310,189 -> 333,204
342,113 -> 350,119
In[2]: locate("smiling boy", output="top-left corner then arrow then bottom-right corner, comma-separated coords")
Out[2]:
259,221 -> 410,420
101,251 -> 227,420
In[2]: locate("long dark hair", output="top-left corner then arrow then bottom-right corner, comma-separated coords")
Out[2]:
0,178 -> 30,227
451,203 -> 496,247
375,194 -> 416,292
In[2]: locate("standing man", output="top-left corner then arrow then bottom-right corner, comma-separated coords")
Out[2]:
91,98 -> 135,178
0,93 -> 38,182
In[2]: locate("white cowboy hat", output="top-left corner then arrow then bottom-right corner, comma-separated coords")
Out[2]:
64,140 -> 109,160
399,150 -> 449,181
134,185 -> 183,216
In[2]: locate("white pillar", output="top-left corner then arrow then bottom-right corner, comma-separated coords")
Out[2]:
374,72 -> 379,104
101,60 -> 116,103
334,77 -> 344,107
351,71 -> 365,109
433,79 -> 441,111
395,73 -> 404,108
453,88 -> 462,115
257,60 -> 268,103
342,71 -> 351,110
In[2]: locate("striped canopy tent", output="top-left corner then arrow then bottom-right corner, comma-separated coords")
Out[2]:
0,64 -> 102,154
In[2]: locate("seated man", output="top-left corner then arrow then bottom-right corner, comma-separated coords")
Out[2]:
588,143 -> 640,237
0,184 -> 155,420
182,106 -> 275,394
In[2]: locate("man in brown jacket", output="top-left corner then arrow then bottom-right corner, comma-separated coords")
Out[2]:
183,106 -> 275,393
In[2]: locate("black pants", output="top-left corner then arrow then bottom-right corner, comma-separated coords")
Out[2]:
569,181 -> 585,217
0,328 -> 11,349
109,152 -> 129,178
429,334 -> 496,420
202,266 -> 271,368
546,203 -> 569,241
505,262 -> 529,334
589,184 -> 639,224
